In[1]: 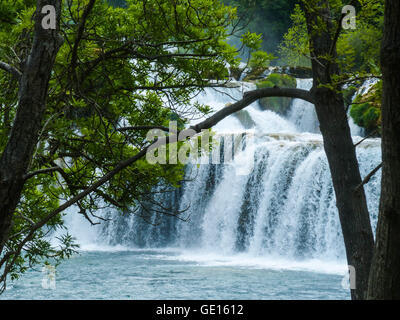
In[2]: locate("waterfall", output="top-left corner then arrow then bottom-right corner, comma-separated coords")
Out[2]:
287,78 -> 366,137
287,79 -> 319,133
66,78 -> 381,267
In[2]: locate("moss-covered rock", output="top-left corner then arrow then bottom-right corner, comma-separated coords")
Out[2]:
234,110 -> 256,129
242,71 -> 261,81
350,81 -> 382,135
243,68 -> 267,81
280,66 -> 313,79
255,73 -> 297,115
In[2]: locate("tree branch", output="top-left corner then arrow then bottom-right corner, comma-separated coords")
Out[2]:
70,0 -> 96,75
117,125 -> 170,133
192,87 -> 314,131
15,86 -> 314,242
0,85 -> 314,289
354,130 -> 378,147
0,61 -> 21,80
23,166 -> 62,181
355,163 -> 382,192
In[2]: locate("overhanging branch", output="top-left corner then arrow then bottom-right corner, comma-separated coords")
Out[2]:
17,86 -> 314,241
192,87 -> 314,131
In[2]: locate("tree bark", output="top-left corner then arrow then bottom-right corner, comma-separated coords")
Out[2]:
367,0 -> 400,300
0,0 -> 63,252
303,3 -> 374,300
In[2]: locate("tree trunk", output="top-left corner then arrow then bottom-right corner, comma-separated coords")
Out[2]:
0,0 -> 62,252
367,0 -> 400,300
303,3 -> 374,300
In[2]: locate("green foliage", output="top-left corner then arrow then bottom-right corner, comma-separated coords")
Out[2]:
0,0 -> 36,30
241,31 -> 263,51
256,73 -> 297,114
248,51 -> 276,76
256,73 -> 297,89
350,103 -> 380,132
224,0 -> 298,53
279,0 -> 384,74
0,0 -> 241,288
337,0 -> 384,73
232,32 -> 276,80
278,4 -> 310,67
350,81 -> 382,134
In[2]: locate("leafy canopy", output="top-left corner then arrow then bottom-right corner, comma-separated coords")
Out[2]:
277,0 -> 384,131
0,0 -> 247,287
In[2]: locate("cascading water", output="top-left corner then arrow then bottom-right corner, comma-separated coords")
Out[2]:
3,78 -> 382,299
287,79 -> 319,133
90,79 -> 381,268
68,79 -> 382,270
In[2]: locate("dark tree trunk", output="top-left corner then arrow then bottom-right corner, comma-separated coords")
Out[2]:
367,0 -> 400,300
303,3 -> 374,300
0,0 -> 62,252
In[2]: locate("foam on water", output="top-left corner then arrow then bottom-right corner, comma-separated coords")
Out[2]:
167,251 -> 348,275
